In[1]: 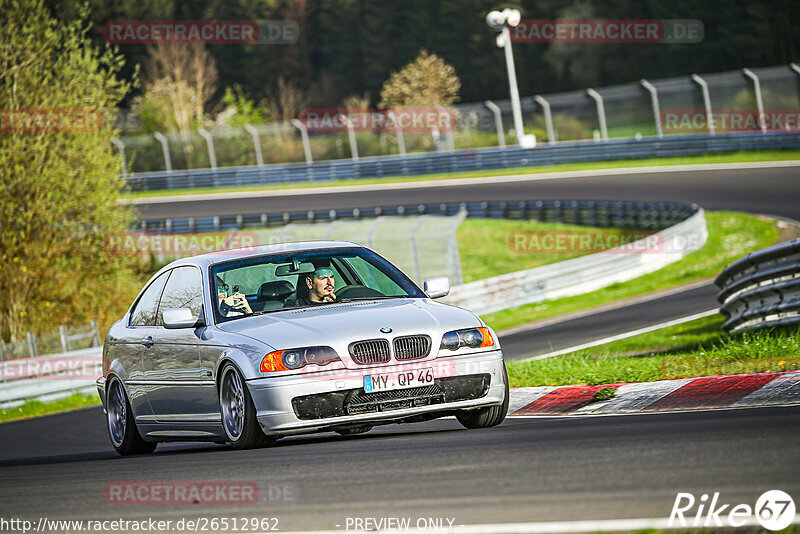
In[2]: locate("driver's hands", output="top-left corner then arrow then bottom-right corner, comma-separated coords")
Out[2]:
322,291 -> 337,302
223,292 -> 252,314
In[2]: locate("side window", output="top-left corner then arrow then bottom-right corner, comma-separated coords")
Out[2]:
130,272 -> 170,326
156,267 -> 203,326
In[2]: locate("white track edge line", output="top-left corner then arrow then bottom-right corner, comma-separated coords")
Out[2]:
516,308 -> 719,362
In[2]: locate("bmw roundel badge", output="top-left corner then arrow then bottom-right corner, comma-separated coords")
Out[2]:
380,327 -> 392,333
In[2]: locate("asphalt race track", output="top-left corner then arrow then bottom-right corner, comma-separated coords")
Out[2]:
499,282 -> 719,360
1,405 -> 799,531
134,165 -> 800,221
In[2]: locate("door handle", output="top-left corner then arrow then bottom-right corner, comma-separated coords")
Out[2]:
142,336 -> 154,348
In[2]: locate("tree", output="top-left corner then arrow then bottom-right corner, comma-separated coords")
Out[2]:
138,43 -> 218,167
379,49 -> 461,109
0,0 -> 138,342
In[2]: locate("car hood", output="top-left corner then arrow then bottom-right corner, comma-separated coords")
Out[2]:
217,298 -> 483,368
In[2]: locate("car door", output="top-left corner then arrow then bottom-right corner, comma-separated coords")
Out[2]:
142,266 -> 214,423
123,270 -> 171,424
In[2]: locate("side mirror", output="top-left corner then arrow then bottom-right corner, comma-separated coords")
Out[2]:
162,308 -> 201,329
423,277 -> 450,299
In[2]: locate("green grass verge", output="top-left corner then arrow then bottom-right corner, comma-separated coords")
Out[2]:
507,314 -> 800,387
482,211 -> 779,332
122,150 -> 800,199
0,392 -> 100,424
457,218 -> 658,283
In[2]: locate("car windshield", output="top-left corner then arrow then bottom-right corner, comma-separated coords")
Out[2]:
211,247 -> 426,322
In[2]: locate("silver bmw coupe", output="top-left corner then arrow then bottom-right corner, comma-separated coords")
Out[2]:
97,241 -> 508,455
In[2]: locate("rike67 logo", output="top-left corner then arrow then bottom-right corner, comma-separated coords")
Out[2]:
669,490 -> 796,530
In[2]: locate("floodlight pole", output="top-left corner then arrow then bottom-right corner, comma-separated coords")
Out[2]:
500,26 -> 526,146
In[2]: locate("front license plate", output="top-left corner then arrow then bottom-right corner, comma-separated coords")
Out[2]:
363,367 -> 434,393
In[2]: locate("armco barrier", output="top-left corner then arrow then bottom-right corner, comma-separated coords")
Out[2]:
0,347 -> 101,408
137,200 -> 698,233
125,131 -> 800,192
442,208 -> 707,315
715,238 -> 800,332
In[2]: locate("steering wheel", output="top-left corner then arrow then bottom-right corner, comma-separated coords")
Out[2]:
336,285 -> 385,300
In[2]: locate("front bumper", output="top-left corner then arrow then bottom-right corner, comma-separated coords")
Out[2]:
247,350 -> 506,435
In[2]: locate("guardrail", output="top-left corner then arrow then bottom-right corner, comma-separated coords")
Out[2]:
0,321 -> 101,361
0,347 -> 101,409
715,238 -> 800,332
125,131 -> 800,192
443,207 -> 707,315
137,199 -> 698,233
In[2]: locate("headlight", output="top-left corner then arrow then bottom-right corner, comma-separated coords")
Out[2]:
439,327 -> 495,351
260,346 -> 340,373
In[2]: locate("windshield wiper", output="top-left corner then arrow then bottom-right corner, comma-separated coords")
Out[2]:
337,296 -> 406,303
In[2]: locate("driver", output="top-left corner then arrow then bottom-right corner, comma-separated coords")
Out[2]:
285,267 -> 337,307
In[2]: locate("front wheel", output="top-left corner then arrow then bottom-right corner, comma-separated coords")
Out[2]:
219,364 -> 273,449
456,363 -> 509,429
106,378 -> 157,456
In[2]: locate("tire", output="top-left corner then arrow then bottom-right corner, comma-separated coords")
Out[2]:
456,363 -> 510,429
335,425 -> 373,436
106,378 -> 157,456
219,364 -> 273,449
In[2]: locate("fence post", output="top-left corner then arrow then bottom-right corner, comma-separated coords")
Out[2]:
484,100 -> 505,147
91,320 -> 101,347
198,128 -> 218,169
153,132 -> 173,171
59,325 -> 70,352
691,74 -> 715,135
436,106 -> 455,151
111,137 -> 127,176
26,332 -> 38,357
243,124 -> 264,166
586,88 -> 609,141
291,119 -> 313,164
742,68 -> 767,134
386,111 -> 406,155
338,114 -> 359,161
533,95 -> 556,144
640,79 -> 663,138
409,217 -> 427,283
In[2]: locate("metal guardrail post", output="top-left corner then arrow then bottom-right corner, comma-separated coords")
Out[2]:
153,132 -> 173,171
691,74 -> 715,135
291,119 -> 313,164
337,114 -> 359,161
742,68 -> 767,134
640,80 -> 663,138
197,128 -> 218,169
244,124 -> 264,166
586,88 -> 609,141
533,95 -> 555,145
484,100 -> 505,147
26,332 -> 38,358
111,137 -> 127,176
386,111 -> 406,155
59,325 -> 70,352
